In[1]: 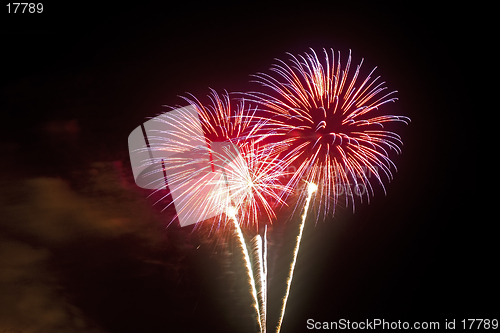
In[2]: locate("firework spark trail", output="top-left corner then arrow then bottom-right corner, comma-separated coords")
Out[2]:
276,183 -> 317,333
252,234 -> 267,333
263,225 -> 268,330
228,206 -> 262,332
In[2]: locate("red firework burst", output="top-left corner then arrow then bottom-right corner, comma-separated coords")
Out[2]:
246,48 -> 410,218
142,89 -> 293,230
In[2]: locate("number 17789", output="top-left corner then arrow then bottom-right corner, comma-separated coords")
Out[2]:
461,319 -> 498,330
6,3 -> 43,13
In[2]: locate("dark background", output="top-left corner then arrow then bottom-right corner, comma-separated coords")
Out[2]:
1,3 -> 493,333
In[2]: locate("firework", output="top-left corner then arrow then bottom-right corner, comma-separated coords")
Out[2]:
228,206 -> 262,331
129,90 -> 293,332
244,49 -> 409,332
246,48 -> 409,218
129,89 -> 293,229
252,229 -> 269,332
128,49 -> 410,333
276,182 -> 316,333
263,225 -> 268,330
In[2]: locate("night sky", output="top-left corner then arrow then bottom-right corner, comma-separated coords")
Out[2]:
1,3 -> 494,333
